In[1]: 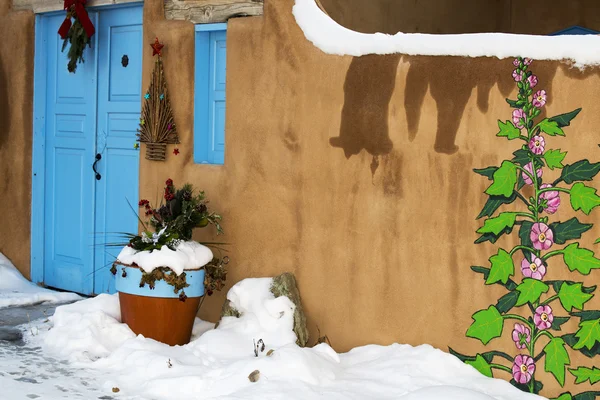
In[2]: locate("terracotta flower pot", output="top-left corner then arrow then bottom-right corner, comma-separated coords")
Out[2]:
114,264 -> 205,346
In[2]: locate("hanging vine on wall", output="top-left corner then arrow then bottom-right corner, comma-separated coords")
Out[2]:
137,37 -> 179,161
58,0 -> 95,73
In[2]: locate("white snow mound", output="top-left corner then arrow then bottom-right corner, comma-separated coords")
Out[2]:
292,0 -> 600,67
116,240 -> 213,275
0,252 -> 80,308
26,277 -> 545,400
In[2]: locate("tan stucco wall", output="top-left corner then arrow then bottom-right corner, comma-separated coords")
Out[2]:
320,0 -> 600,34
0,0 -> 34,278
137,0 -> 600,396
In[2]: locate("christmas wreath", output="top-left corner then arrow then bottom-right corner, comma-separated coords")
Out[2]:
58,0 -> 95,73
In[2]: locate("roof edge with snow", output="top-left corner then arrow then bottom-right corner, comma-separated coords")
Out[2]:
292,0 -> 600,68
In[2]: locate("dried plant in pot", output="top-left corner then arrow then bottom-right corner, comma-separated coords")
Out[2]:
111,178 -> 227,346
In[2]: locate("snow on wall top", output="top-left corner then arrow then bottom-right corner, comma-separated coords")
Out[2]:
292,0 -> 600,68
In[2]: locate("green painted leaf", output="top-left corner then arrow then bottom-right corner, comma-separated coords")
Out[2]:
474,166 -> 498,180
515,278 -> 549,306
563,243 -> 600,275
510,378 -> 543,394
477,213 -> 518,235
549,218 -> 593,245
471,266 -> 517,291
573,318 -> 600,350
544,149 -> 568,170
558,160 -> 600,185
539,119 -> 566,136
466,306 -> 504,345
486,249 -> 515,285
497,120 -> 521,140
559,282 -> 594,312
485,161 -> 517,198
569,366 -> 600,385
474,226 -> 513,245
496,291 -> 519,313
551,316 -> 570,331
570,183 -> 600,215
512,149 -> 531,166
563,333 -> 600,358
465,354 -> 493,378
544,338 -> 571,386
552,394 -> 573,400
572,311 -> 600,321
518,221 -> 534,260
505,98 -> 519,108
549,108 -> 582,128
573,392 -> 600,400
477,193 -> 518,219
596,238 -> 600,244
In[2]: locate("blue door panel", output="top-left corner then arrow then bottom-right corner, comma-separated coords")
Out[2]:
43,13 -> 97,294
40,6 -> 142,295
93,5 -> 142,294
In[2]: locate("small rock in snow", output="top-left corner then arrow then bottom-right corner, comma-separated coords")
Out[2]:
248,370 -> 260,383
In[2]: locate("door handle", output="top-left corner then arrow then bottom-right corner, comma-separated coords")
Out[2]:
93,153 -> 102,180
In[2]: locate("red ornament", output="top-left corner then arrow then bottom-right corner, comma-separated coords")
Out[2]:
151,37 -> 164,57
173,148 -> 180,155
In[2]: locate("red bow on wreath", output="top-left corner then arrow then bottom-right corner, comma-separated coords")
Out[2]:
58,0 -> 95,39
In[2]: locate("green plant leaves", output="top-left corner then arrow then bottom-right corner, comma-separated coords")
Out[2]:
544,149 -> 568,170
550,218 -> 593,245
544,338 -> 571,386
573,318 -> 600,350
558,282 -> 594,312
563,243 -> 600,275
471,266 -> 517,291
466,306 -> 504,345
552,316 -> 570,331
477,193 -> 518,219
485,161 -> 517,198
515,278 -> 549,306
558,160 -> 600,185
465,354 -> 494,378
519,221 -> 534,260
496,290 -> 519,313
569,366 -> 600,385
552,393 -> 573,400
486,249 -> 515,285
570,183 -> 600,215
539,119 -> 566,136
497,120 -> 521,140
474,166 -> 498,180
477,213 -> 518,236
512,149 -> 531,166
549,108 -> 582,128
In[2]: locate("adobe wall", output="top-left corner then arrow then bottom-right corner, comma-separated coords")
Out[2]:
139,0 -> 600,395
0,0 -> 34,278
320,0 -> 600,34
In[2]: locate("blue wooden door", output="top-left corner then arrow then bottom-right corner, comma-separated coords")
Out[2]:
93,6 -> 143,294
41,6 -> 142,295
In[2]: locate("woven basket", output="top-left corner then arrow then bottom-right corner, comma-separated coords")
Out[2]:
145,142 -> 167,161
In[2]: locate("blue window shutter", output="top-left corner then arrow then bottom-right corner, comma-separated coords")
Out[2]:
194,24 -> 227,164
550,26 -> 600,36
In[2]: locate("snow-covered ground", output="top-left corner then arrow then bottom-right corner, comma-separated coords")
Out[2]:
0,253 -> 80,309
292,0 -> 600,67
1,276 -> 546,400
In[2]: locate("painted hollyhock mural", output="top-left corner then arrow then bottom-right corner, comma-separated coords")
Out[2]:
451,58 -> 600,399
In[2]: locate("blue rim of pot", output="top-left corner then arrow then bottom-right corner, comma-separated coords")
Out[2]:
114,264 -> 206,299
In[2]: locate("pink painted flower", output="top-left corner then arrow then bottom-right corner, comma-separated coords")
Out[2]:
522,162 -> 542,185
512,108 -> 526,129
512,355 -> 535,384
527,75 -> 538,88
540,183 -> 561,214
524,58 -> 533,65
534,305 -> 554,330
512,69 -> 523,82
528,135 -> 545,155
533,90 -> 547,108
512,323 -> 531,350
530,222 -> 554,250
521,255 -> 546,280
513,58 -> 521,67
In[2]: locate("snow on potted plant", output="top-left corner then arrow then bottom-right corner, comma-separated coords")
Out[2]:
111,178 -> 227,346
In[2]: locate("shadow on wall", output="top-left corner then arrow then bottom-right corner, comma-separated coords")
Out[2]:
0,59 -> 8,150
331,55 -> 600,170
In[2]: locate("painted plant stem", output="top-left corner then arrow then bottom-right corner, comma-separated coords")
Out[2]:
460,57 -> 600,398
